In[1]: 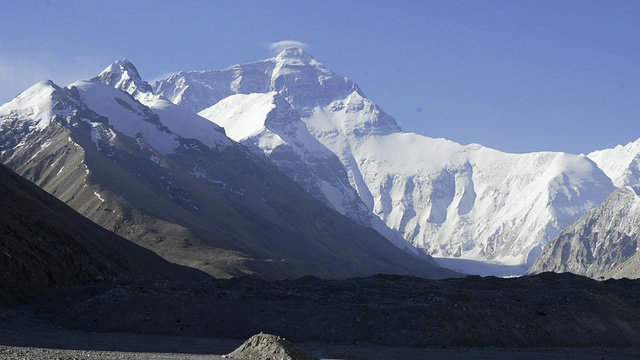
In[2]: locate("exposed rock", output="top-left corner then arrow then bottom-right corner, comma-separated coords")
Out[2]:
529,186 -> 640,278
605,251 -> 640,279
227,333 -> 316,360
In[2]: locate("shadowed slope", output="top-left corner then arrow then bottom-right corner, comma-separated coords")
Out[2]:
0,163 -> 205,307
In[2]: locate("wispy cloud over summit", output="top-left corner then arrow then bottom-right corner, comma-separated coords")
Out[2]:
267,40 -> 310,54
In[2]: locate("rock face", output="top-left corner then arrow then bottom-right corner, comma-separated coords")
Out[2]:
529,185 -> 640,278
605,251 -> 640,279
0,163 -> 201,307
227,333 -> 316,360
0,63 -> 456,280
155,47 -> 615,268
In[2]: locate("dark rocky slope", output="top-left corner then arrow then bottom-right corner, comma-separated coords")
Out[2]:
0,163 -> 204,307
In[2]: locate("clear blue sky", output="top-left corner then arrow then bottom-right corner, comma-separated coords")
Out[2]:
1,0 -> 639,154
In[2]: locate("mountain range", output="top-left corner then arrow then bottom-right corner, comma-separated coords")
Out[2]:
0,57 -> 454,281
153,48 -> 617,271
3,47 -> 640,278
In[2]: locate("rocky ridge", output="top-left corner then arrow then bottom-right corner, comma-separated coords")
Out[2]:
529,185 -> 640,278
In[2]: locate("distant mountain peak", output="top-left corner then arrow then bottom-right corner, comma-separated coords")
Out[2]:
103,58 -> 141,78
274,47 -> 321,67
43,79 -> 57,87
92,58 -> 153,95
276,46 -> 311,58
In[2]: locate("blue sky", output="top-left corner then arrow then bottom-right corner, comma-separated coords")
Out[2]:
1,0 -> 639,154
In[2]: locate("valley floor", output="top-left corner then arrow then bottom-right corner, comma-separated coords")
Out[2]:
3,272 -> 640,359
2,310 -> 639,360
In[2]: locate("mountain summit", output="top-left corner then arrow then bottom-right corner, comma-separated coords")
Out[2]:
275,47 -> 318,64
92,58 -> 153,97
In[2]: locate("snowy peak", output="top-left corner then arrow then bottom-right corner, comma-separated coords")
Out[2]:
91,59 -> 231,150
69,80 -> 179,154
92,58 -> 153,97
0,80 -> 57,116
0,80 -> 78,131
152,49 -> 402,138
274,47 -> 320,67
269,49 -> 363,114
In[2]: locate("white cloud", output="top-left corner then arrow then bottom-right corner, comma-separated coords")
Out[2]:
267,40 -> 310,54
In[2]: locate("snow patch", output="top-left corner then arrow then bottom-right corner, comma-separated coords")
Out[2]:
94,191 -> 105,202
189,167 -> 207,179
70,81 -> 179,154
198,92 -> 276,141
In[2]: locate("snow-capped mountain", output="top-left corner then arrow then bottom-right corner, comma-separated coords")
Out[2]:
93,58 -> 153,99
105,57 -> 422,256
197,91 -> 418,253
529,185 -> 640,278
92,59 -> 231,150
154,47 -> 616,269
588,139 -> 640,187
0,69 -> 456,280
523,138 -> 640,279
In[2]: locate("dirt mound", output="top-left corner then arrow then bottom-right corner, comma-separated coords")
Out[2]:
227,333 -> 316,360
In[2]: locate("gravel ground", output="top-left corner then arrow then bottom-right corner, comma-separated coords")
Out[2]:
4,273 -> 640,359
2,343 -> 640,360
2,309 -> 640,360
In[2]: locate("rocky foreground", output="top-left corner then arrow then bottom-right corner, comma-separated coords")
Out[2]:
2,307 -> 640,360
2,272 -> 639,353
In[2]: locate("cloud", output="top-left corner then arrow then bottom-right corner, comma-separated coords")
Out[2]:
267,40 -> 310,54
